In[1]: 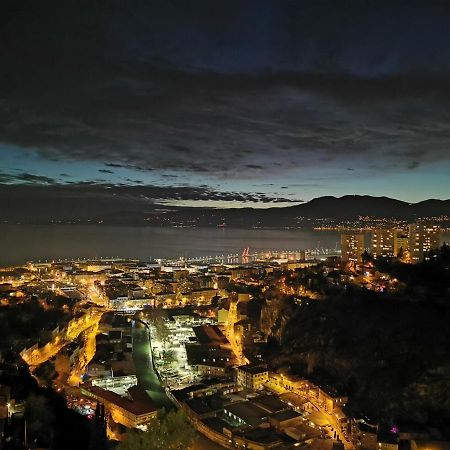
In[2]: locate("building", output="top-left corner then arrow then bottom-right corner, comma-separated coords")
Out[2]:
285,423 -> 322,443
216,307 -> 229,326
185,343 -> 234,378
317,386 -> 348,412
269,409 -> 302,430
371,229 -> 395,258
192,324 -> 229,346
223,400 -> 269,427
236,364 -> 268,390
253,394 -> 288,414
341,234 -> 365,263
81,385 -> 157,428
188,288 -> 219,305
408,222 -> 441,262
393,230 -> 409,258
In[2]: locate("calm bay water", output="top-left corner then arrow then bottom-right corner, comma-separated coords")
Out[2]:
0,225 -> 342,266
2,225 -> 448,267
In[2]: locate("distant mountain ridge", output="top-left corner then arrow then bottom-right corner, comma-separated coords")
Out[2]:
0,185 -> 449,226
285,195 -> 450,219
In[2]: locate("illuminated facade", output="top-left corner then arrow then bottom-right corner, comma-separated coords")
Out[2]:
81,385 -> 157,429
372,229 -> 395,258
393,231 -> 409,258
408,222 -> 441,262
236,364 -> 269,390
340,233 -> 365,263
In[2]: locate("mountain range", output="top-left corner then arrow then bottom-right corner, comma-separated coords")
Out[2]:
1,184 -> 449,227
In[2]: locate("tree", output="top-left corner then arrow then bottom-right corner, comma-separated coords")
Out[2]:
34,360 -> 57,387
117,409 -> 196,450
152,317 -> 171,348
361,250 -> 374,264
24,393 -> 55,446
162,349 -> 176,366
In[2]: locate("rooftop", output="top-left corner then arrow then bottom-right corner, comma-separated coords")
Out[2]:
253,394 -> 287,414
185,343 -> 234,368
238,427 -> 281,445
270,409 -> 302,422
84,385 -> 156,417
192,324 -> 229,346
279,392 -> 309,409
224,400 -> 269,427
237,364 -> 268,375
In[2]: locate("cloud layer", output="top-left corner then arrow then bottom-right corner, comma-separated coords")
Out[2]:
2,74 -> 450,179
1,0 -> 450,203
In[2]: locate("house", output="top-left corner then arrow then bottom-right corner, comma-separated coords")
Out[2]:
81,385 -> 157,428
236,364 -> 269,390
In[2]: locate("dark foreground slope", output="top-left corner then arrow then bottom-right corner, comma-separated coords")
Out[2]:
265,249 -> 450,433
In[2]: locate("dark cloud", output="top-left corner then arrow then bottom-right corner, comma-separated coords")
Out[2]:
0,181 -> 298,206
0,172 -> 56,184
98,169 -> 114,174
3,0 -> 450,76
105,163 -> 151,171
246,164 -> 264,170
2,73 -> 450,180
1,0 -> 450,190
407,161 -> 420,170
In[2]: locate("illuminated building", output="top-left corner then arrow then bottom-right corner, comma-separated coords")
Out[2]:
236,364 -> 269,390
81,385 -> 157,428
371,229 -> 395,258
393,230 -> 409,258
216,307 -> 229,326
185,344 -> 233,378
183,324 -> 237,378
408,222 -> 441,262
340,233 -> 365,263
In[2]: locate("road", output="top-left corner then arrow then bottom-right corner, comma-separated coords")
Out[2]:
21,308 -> 103,367
67,317 -> 101,386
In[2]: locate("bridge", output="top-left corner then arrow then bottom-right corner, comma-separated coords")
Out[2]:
168,248 -> 341,265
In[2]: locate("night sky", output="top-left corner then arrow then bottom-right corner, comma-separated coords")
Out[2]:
1,0 -> 450,208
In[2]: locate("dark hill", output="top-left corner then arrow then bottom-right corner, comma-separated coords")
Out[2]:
1,184 -> 449,225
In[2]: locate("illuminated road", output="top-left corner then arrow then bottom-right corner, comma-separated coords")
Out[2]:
67,315 -> 102,386
20,307 -> 104,367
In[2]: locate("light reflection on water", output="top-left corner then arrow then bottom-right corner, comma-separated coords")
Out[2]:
1,224 -> 447,267
0,224 -> 342,266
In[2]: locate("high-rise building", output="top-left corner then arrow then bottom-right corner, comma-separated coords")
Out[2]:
393,230 -> 409,258
341,233 -> 365,263
408,222 -> 441,262
372,229 -> 395,258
